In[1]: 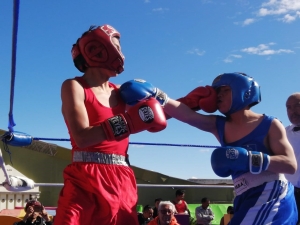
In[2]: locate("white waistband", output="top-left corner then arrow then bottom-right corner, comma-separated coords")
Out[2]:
73,151 -> 128,166
233,171 -> 286,196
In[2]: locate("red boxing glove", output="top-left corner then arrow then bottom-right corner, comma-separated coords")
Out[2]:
177,85 -> 218,113
101,98 -> 167,141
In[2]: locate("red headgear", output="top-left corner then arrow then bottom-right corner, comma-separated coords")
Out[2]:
71,25 -> 125,74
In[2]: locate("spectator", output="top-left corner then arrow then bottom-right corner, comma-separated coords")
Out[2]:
14,200 -> 52,225
137,205 -> 154,225
172,189 -> 190,216
195,197 -> 214,225
285,92 -> 300,225
153,198 -> 162,218
148,201 -> 179,225
219,206 -> 233,225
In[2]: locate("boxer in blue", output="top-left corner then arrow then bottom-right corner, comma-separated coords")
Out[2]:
119,73 -> 298,224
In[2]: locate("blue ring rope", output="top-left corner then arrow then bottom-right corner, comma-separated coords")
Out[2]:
8,0 -> 20,132
32,137 -> 220,148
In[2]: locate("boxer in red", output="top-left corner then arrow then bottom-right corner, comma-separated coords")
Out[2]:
54,24 -> 167,225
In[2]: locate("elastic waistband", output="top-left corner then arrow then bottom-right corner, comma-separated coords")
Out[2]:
72,151 -> 128,166
233,171 -> 286,196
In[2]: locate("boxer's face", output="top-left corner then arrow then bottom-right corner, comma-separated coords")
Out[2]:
110,37 -> 122,77
217,86 -> 232,114
286,95 -> 300,126
111,37 -> 122,54
87,37 -> 123,77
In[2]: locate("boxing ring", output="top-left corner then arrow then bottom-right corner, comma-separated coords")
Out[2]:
0,0 -> 234,192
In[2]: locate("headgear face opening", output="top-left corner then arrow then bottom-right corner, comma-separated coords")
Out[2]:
71,25 -> 125,74
212,72 -> 261,115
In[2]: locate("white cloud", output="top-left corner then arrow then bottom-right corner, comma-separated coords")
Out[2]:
242,18 -> 256,26
241,43 -> 294,55
223,43 -> 293,63
223,58 -> 233,63
223,54 -> 242,63
233,54 -> 243,58
186,48 -> 205,56
280,13 -> 297,22
257,0 -> 300,23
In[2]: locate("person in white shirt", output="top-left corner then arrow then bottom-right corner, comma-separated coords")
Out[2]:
195,197 -> 214,225
285,92 -> 300,225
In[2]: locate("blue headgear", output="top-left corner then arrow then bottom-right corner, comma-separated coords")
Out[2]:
212,72 -> 261,115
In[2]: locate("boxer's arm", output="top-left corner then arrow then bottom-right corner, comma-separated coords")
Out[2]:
266,118 -> 297,174
61,79 -> 107,148
164,99 -> 217,134
119,79 -> 218,134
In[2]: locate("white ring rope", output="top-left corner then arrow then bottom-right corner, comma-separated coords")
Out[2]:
32,183 -> 233,188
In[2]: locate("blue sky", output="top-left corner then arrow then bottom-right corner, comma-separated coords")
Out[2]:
0,0 -> 299,180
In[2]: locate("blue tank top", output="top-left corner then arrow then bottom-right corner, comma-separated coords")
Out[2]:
216,115 -> 274,179
216,114 -> 275,155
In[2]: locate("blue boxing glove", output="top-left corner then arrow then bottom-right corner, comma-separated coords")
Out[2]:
120,79 -> 169,106
210,146 -> 270,179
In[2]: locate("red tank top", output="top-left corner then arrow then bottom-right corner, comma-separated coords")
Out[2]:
173,200 -> 188,213
67,76 -> 129,155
